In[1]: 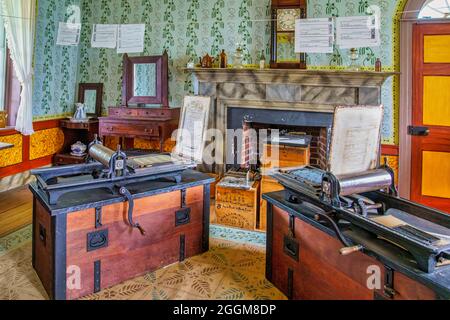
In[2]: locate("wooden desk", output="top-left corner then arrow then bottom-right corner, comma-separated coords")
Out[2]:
0,142 -> 13,150
99,107 -> 180,152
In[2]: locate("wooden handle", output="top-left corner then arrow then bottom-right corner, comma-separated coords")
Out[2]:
340,245 -> 364,256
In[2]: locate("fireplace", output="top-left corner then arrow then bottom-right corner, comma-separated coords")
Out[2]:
186,68 -> 395,174
230,110 -> 332,171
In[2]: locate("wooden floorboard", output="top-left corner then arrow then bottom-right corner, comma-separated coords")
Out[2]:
0,186 -> 33,238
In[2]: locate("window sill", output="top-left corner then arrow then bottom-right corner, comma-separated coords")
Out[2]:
0,126 -> 18,136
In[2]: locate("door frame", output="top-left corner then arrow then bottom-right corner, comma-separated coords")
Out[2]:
399,0 -> 450,199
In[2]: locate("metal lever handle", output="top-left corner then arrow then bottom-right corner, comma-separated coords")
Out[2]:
119,187 -> 146,236
340,245 -> 364,256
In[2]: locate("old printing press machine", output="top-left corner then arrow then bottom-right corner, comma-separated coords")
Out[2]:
266,106 -> 450,299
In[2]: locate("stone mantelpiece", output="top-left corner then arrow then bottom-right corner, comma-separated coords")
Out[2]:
185,68 -> 395,173
186,68 -> 397,87
186,68 -> 396,106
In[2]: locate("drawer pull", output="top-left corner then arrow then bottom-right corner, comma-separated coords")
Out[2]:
175,208 -> 191,226
39,224 -> 47,246
283,235 -> 299,261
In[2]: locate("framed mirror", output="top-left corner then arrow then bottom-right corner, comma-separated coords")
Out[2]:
78,83 -> 103,117
122,52 -> 169,107
270,0 -> 307,69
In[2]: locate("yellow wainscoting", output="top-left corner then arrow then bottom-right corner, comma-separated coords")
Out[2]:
423,76 -> 450,127
424,35 -> 450,63
0,134 -> 22,167
29,128 -> 64,160
134,138 -> 176,153
382,155 -> 399,186
422,151 -> 450,199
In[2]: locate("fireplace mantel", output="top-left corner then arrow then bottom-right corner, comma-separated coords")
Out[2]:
184,68 -> 397,88
185,67 -> 396,174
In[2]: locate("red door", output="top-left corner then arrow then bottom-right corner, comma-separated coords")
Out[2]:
411,23 -> 450,213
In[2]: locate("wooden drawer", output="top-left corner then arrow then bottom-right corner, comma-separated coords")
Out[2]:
108,107 -> 180,120
137,108 -> 175,118
100,122 -> 160,138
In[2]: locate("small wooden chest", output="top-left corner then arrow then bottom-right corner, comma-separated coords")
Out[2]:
264,191 -> 450,300
30,171 -> 213,300
215,180 -> 260,230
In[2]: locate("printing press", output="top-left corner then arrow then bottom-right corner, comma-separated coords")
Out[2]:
271,106 -> 450,274
31,95 -> 211,235
32,138 -> 195,206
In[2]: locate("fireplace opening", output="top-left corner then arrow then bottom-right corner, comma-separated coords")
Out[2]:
230,121 -> 330,173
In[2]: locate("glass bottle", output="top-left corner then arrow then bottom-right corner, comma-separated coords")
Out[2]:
259,50 -> 266,70
220,50 -> 228,69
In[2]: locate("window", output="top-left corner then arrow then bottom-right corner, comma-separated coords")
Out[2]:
419,0 -> 450,19
0,14 -> 7,112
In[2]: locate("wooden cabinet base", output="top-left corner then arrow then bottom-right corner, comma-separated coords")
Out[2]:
265,192 -> 447,300
31,173 -> 211,300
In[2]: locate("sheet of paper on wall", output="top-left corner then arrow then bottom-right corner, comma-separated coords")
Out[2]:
117,24 -> 146,54
336,16 -> 380,49
295,18 -> 334,54
91,24 -> 118,48
56,22 -> 81,46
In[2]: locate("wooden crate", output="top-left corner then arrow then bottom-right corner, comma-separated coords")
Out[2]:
215,180 -> 260,231
261,143 -> 310,171
259,144 -> 310,231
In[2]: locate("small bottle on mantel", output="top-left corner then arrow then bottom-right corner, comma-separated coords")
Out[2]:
220,49 -> 228,69
375,58 -> 382,72
259,50 -> 266,70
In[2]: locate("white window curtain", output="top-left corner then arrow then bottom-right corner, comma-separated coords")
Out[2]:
1,0 -> 36,135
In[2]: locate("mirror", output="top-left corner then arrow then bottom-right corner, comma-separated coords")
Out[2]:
78,83 -> 103,117
133,63 -> 157,97
122,52 -> 169,107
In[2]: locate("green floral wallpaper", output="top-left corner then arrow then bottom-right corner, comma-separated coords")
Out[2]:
33,0 -> 81,118
32,0 -> 409,144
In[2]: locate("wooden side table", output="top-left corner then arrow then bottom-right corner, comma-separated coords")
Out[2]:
53,119 -> 99,165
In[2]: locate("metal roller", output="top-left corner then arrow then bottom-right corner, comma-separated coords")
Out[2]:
89,144 -> 116,167
336,169 -> 393,196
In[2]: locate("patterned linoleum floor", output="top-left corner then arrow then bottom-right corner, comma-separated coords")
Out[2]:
0,225 -> 286,300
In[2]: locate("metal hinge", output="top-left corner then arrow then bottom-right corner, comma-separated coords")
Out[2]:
181,189 -> 187,208
384,266 -> 397,299
95,207 -> 102,229
179,234 -> 186,262
288,215 -> 295,238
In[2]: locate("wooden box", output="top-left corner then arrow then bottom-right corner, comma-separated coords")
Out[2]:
259,144 -> 310,231
31,171 -> 212,300
264,191 -> 447,300
215,180 -> 260,231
